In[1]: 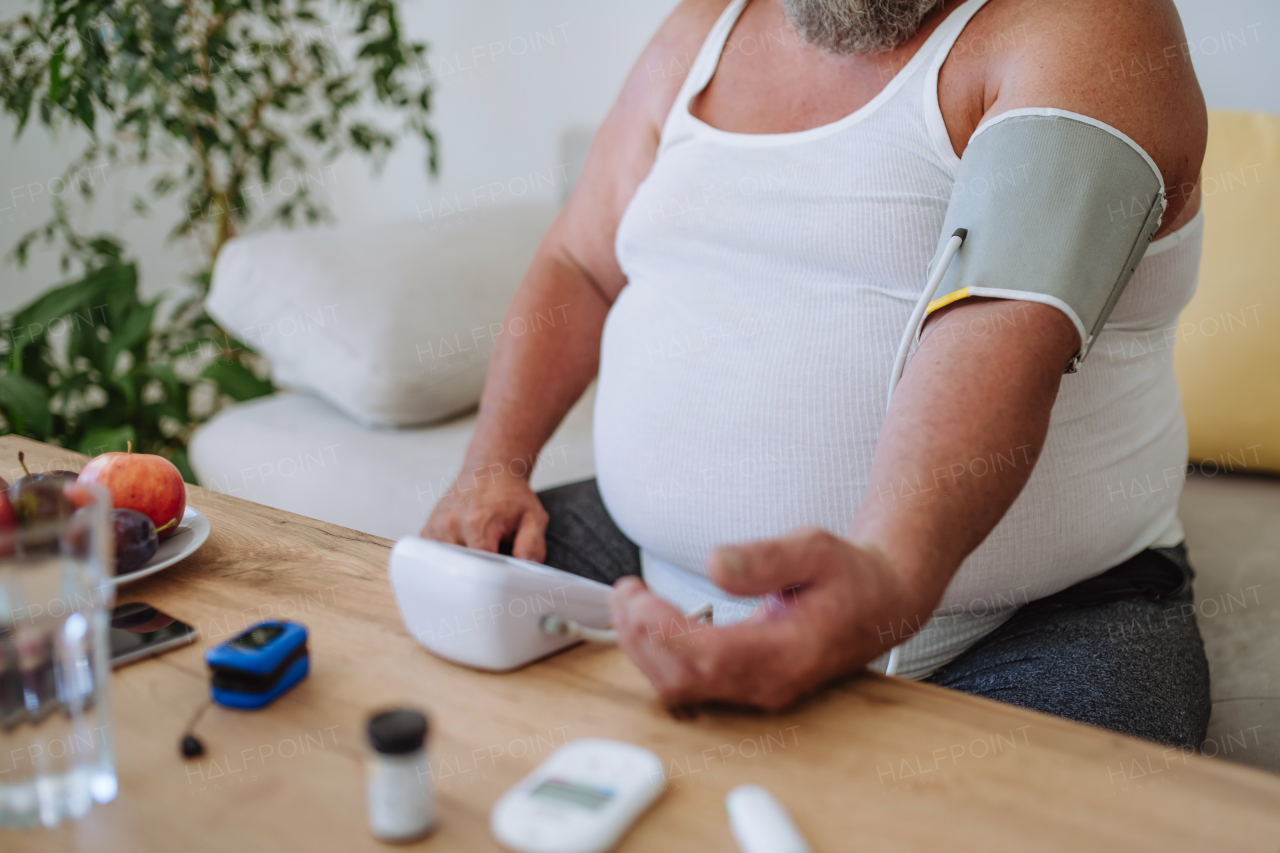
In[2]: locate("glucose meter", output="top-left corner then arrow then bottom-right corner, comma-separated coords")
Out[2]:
205,621 -> 309,709
490,738 -> 665,853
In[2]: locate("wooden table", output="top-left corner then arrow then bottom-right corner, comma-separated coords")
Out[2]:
3,435 -> 1278,851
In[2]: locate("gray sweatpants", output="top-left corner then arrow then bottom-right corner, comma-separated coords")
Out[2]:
534,479 -> 1211,750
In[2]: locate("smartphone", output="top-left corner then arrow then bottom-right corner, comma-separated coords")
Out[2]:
110,602 -> 198,669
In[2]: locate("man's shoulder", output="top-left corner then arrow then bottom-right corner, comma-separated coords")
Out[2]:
971,0 -> 1196,84
951,0 -> 1206,220
624,0 -> 735,130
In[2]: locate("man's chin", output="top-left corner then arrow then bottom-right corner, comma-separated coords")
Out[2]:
782,0 -> 943,55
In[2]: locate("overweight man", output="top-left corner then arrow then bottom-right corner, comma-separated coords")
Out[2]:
424,0 -> 1210,749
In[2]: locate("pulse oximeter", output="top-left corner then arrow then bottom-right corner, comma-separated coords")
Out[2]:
205,621 -> 309,709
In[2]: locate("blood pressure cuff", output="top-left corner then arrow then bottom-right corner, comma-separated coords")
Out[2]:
925,109 -> 1166,370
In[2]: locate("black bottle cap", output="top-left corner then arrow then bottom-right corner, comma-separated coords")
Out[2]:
368,709 -> 428,755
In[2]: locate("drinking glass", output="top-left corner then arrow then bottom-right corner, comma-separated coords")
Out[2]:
0,483 -> 117,829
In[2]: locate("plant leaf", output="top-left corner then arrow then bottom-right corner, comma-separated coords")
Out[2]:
0,372 -> 54,437
104,299 -> 156,377
7,264 -> 126,359
78,424 -> 136,456
201,358 -> 272,401
168,447 -> 198,484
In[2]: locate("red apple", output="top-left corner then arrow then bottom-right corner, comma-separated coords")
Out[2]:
0,490 -> 15,530
0,489 -> 16,558
64,484 -> 98,510
77,443 -> 186,539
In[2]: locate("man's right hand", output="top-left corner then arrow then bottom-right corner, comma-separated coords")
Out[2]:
420,473 -> 549,562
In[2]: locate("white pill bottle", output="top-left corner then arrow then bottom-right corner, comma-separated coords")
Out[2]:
365,709 -> 436,842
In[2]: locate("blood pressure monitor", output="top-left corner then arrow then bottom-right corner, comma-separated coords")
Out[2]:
388,537 -> 614,671
490,739 -> 665,853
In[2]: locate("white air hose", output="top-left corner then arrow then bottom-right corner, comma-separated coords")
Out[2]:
539,603 -> 714,644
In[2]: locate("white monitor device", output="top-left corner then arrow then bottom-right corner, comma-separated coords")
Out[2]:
490,739 -> 665,853
388,537 -> 614,671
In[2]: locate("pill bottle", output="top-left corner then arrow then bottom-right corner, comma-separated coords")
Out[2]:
365,709 -> 435,842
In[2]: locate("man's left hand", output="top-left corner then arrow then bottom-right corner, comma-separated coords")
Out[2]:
608,527 -> 917,711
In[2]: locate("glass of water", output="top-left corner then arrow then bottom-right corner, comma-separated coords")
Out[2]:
1,481 -> 117,829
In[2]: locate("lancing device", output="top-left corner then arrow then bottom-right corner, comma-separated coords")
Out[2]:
725,785 -> 813,853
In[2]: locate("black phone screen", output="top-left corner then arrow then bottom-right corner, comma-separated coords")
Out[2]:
109,603 -> 197,668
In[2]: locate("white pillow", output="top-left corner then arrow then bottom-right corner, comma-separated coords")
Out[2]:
207,204 -> 557,427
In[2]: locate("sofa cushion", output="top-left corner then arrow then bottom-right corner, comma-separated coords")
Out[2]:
207,204 -> 557,427
188,385 -> 596,541
1174,111 -> 1280,473
1180,472 -> 1280,775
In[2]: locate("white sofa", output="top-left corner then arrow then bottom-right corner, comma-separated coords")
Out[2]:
190,383 -> 596,540
192,198 -> 593,538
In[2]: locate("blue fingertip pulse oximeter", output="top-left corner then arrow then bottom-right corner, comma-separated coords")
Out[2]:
205,621 -> 309,710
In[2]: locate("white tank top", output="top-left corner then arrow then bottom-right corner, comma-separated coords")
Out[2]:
593,0 -> 1204,678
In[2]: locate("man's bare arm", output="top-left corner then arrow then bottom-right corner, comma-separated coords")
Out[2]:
848,298 -> 1078,613
421,0 -> 729,558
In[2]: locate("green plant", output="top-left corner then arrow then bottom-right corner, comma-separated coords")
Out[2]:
0,255 -> 273,480
0,0 -> 438,479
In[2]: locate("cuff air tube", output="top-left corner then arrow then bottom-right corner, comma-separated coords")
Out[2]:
924,108 -> 1167,371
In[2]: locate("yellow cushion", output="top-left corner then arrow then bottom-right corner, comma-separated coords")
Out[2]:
1174,110 -> 1280,474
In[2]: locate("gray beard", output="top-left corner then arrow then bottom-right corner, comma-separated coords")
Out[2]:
782,0 -> 943,55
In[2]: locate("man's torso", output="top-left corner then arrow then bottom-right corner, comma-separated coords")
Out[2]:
592,0 -> 1204,626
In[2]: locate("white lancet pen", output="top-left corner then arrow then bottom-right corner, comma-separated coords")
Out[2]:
726,785 -> 813,853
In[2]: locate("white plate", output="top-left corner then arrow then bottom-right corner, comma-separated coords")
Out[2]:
112,506 -> 211,586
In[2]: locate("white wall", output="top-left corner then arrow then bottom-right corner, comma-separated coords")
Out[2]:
0,0 -> 1276,315
1175,0 -> 1279,114
0,0 -> 681,313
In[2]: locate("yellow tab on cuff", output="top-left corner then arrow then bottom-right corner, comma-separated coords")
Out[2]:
926,287 -> 970,314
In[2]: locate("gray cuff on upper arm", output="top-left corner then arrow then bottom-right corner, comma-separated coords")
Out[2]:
925,109 -> 1166,371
